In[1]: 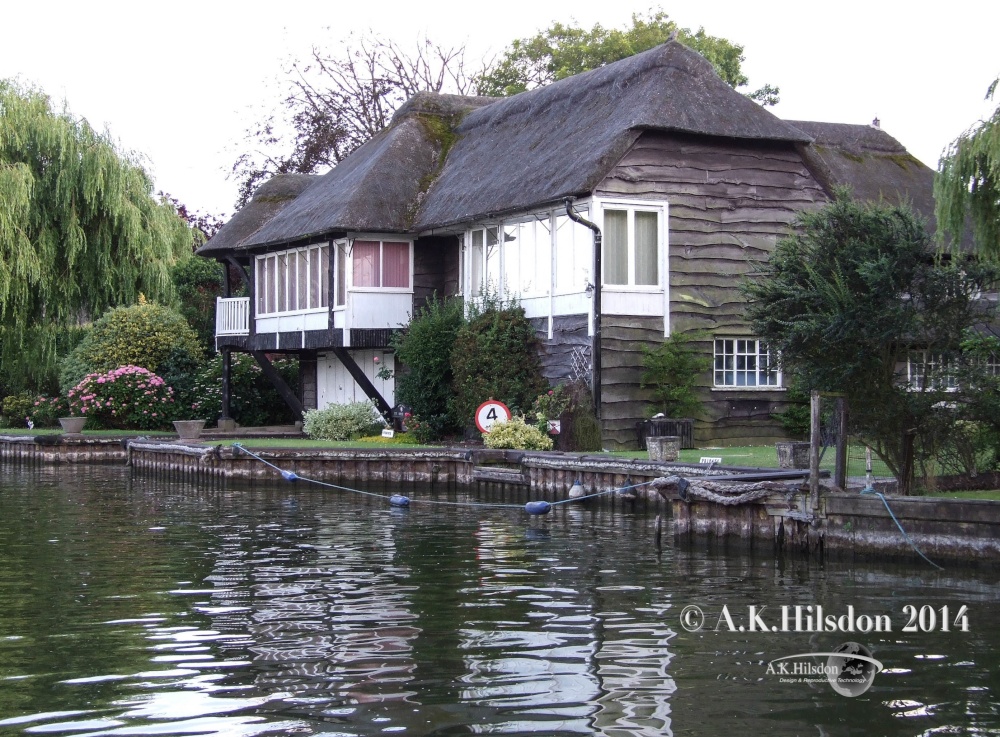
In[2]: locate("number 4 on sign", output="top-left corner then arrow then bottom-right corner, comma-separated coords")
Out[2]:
475,400 -> 512,433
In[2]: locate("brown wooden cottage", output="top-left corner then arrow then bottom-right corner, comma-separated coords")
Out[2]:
198,40 -> 936,448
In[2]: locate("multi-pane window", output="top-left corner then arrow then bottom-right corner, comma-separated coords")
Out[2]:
351,240 -> 411,289
255,245 -> 329,316
469,227 -> 498,297
908,351 -> 959,390
714,338 -> 779,387
603,207 -> 659,287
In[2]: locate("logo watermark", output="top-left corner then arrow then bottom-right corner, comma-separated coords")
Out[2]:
767,642 -> 883,697
678,604 -> 969,633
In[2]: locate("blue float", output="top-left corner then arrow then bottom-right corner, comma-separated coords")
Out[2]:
525,500 -> 552,515
281,470 -> 299,482
389,494 -> 411,507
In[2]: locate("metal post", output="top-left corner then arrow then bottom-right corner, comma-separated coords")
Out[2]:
809,390 -> 821,513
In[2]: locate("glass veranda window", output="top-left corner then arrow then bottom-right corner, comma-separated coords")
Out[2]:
254,245 -> 330,315
714,338 -> 779,387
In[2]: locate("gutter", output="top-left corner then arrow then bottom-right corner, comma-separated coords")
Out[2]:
564,198 -> 602,420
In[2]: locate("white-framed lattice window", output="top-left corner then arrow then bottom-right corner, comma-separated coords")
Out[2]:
351,239 -> 412,290
714,338 -> 780,387
255,244 -> 330,317
908,351 -> 959,391
601,202 -> 663,287
467,226 -> 499,297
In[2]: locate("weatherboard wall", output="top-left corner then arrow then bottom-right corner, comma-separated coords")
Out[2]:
595,131 -> 830,446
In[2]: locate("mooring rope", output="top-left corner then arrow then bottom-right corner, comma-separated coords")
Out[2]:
230,443 -> 651,515
861,485 -> 944,570
650,475 -> 789,506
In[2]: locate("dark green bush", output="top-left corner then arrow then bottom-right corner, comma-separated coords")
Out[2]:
2,392 -> 34,427
392,294 -> 465,439
171,257 -> 224,355
185,352 -> 299,426
640,331 -> 711,418
449,296 -> 545,431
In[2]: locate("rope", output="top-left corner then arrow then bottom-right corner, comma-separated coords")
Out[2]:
861,485 -> 944,569
650,475 -> 789,506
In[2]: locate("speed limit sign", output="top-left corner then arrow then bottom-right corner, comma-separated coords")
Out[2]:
475,400 -> 512,433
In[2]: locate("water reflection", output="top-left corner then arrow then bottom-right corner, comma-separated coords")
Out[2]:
0,466 -> 998,737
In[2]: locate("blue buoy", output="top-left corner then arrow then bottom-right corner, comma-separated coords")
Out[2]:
281,470 -> 299,482
389,494 -> 411,507
525,500 -> 552,515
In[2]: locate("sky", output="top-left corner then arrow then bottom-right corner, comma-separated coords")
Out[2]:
3,1 -> 998,221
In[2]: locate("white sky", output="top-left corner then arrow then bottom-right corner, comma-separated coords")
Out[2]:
3,1 -> 998,219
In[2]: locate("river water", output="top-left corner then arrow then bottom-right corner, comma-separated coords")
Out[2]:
0,465 -> 997,736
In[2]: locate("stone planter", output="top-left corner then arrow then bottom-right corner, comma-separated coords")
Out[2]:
173,420 -> 207,441
59,417 -> 86,434
647,435 -> 680,462
776,441 -> 811,469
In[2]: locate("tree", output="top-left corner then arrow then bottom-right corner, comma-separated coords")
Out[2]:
475,10 -> 779,104
0,80 -> 194,391
232,33 -> 474,207
741,193 -> 1000,494
935,77 -> 1000,259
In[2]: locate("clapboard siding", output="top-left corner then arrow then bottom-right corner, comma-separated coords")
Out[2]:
413,235 -> 460,309
595,131 -> 829,447
532,315 -> 591,385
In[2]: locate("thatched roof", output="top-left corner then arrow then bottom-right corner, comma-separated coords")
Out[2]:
414,40 -> 811,230
196,173 -> 316,256
789,121 -> 937,224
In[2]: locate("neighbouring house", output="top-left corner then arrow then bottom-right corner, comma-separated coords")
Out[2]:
198,39 -> 938,448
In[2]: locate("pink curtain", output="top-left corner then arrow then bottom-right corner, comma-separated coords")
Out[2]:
352,241 -> 380,287
382,242 -> 410,288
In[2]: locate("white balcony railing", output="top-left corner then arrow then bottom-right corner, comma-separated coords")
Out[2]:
216,297 -> 250,336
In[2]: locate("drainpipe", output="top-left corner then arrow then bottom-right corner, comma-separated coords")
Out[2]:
564,198 -> 602,420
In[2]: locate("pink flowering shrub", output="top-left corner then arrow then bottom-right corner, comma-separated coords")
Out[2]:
68,365 -> 176,430
28,395 -> 70,428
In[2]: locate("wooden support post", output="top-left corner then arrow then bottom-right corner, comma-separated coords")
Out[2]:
834,397 -> 848,490
809,390 -> 821,514
250,351 -> 303,419
331,347 -> 393,417
221,348 -> 232,421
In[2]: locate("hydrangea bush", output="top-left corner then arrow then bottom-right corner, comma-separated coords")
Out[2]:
28,395 -> 69,427
68,365 -> 175,430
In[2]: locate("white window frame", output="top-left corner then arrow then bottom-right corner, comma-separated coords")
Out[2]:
334,236 -> 415,302
596,198 -> 667,291
907,351 -> 959,391
713,337 -> 781,389
255,244 -> 330,317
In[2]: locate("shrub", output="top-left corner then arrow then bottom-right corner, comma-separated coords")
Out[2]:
60,299 -> 204,392
183,352 -> 299,426
303,400 -> 384,441
171,257 -> 224,355
28,395 -> 69,428
1,392 -> 34,428
483,415 -> 553,451
566,381 -> 603,452
640,331 -> 711,418
392,294 -> 465,439
450,295 -> 545,430
67,366 -> 176,430
531,383 -> 571,432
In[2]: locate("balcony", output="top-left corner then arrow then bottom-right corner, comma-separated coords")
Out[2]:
216,297 -> 250,336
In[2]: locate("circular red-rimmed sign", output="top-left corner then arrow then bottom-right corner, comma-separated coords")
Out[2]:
475,400 -> 512,433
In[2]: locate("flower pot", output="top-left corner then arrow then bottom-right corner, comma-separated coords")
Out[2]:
173,420 -> 206,441
647,435 -> 681,462
59,417 -> 86,434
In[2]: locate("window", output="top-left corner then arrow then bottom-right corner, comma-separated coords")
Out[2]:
603,205 -> 660,287
350,239 -> 411,289
255,245 -> 329,316
908,351 -> 958,391
714,339 -> 779,387
468,227 -> 498,297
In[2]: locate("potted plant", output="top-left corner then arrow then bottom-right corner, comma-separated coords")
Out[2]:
639,332 -> 711,451
58,415 -> 86,435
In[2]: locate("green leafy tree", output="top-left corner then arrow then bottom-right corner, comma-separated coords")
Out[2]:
475,10 -> 779,104
0,80 -> 193,390
450,296 -> 546,432
391,294 -> 466,439
741,193 -> 1000,494
59,300 -> 203,392
936,77 -> 1000,259
170,257 -> 224,354
640,331 -> 712,418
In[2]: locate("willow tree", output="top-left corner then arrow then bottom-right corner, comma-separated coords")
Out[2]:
935,78 -> 1000,259
0,80 -> 193,392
